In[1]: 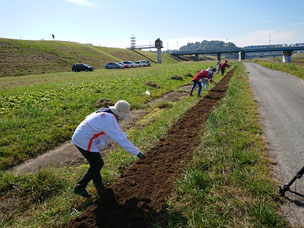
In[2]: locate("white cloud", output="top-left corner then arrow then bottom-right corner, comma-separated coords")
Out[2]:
65,0 -> 95,7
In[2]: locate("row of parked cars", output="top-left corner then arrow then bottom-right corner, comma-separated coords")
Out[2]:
105,60 -> 151,69
72,60 -> 151,72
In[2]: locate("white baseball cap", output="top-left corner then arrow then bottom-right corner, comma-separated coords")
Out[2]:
207,68 -> 213,74
109,100 -> 131,119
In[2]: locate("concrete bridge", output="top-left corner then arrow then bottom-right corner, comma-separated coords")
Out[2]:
171,45 -> 304,63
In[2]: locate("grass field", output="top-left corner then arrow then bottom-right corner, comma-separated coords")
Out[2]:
0,62 -> 287,227
0,62 -> 212,170
0,61 -> 213,225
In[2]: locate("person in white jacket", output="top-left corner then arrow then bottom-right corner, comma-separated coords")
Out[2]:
72,100 -> 145,198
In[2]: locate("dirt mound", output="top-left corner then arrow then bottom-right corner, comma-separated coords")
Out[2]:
170,75 -> 183,80
93,98 -> 114,108
145,82 -> 160,88
184,73 -> 193,77
67,68 -> 236,228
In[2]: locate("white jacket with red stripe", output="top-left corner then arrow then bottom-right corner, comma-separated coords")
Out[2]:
72,111 -> 140,155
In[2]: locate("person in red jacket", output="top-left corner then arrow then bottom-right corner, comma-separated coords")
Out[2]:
190,69 -> 210,96
220,60 -> 230,76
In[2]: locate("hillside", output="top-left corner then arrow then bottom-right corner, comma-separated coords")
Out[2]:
0,38 -> 179,77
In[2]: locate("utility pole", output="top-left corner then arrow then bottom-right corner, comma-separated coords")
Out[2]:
269,35 -> 271,45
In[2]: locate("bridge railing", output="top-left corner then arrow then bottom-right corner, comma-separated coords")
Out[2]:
128,44 -> 156,50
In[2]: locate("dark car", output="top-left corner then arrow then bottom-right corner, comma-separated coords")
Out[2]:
105,62 -> 125,69
72,63 -> 94,72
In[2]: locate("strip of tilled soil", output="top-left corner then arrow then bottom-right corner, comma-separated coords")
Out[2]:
67,67 -> 236,228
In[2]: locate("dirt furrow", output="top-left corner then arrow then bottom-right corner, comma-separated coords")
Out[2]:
67,67 -> 236,228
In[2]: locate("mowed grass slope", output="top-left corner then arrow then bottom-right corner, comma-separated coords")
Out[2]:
0,38 -> 179,76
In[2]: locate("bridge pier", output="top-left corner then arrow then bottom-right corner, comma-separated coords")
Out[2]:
282,50 -> 292,63
217,53 -> 221,61
195,54 -> 200,61
155,38 -> 163,63
157,47 -> 162,63
238,51 -> 245,61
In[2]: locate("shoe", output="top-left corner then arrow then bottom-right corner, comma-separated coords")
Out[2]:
189,94 -> 193,96
73,187 -> 92,198
95,183 -> 106,196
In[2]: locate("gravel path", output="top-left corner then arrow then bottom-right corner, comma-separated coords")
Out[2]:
245,62 -> 304,227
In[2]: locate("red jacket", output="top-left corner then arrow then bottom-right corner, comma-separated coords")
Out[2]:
194,70 -> 210,82
220,62 -> 230,70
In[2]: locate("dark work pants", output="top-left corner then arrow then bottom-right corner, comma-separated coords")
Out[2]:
221,68 -> 225,76
75,146 -> 104,189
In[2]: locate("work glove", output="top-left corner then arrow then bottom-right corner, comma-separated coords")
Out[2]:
137,152 -> 146,159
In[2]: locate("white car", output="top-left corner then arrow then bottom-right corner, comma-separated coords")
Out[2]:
136,60 -> 151,67
121,61 -> 137,68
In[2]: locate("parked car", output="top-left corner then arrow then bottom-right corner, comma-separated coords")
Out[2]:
136,60 -> 151,67
105,62 -> 125,69
135,61 -> 142,67
121,61 -> 137,68
72,63 -> 94,72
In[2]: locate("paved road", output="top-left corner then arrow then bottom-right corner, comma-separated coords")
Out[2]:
245,62 -> 304,226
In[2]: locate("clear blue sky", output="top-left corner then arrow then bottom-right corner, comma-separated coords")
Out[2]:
1,0 -> 304,50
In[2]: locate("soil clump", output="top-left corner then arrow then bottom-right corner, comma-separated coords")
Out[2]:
170,75 -> 183,80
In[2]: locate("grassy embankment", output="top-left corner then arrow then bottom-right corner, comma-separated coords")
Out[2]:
162,64 -> 287,227
0,61 -> 216,226
253,53 -> 304,79
0,38 -> 179,77
1,63 -> 287,227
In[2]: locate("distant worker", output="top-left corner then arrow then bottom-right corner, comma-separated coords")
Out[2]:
220,60 -> 230,76
216,60 -> 221,74
52,34 -> 55,40
201,67 -> 217,91
72,100 -> 145,198
190,69 -> 210,97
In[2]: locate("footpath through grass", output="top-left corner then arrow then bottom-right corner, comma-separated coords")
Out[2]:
162,63 -> 287,227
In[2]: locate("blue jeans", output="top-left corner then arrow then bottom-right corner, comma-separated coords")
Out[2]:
190,80 -> 202,96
